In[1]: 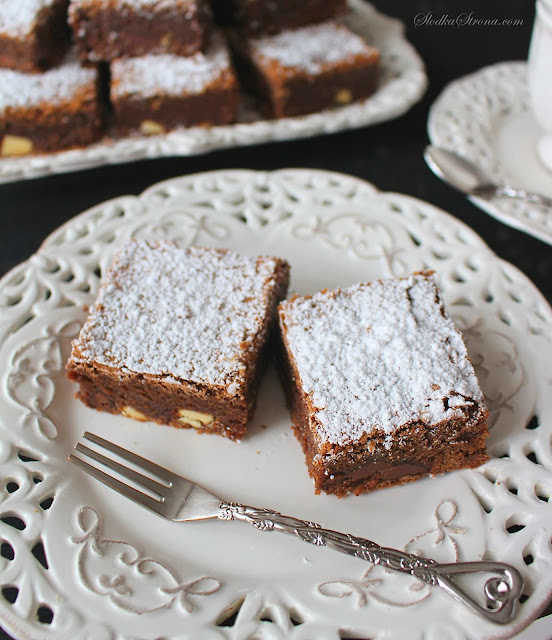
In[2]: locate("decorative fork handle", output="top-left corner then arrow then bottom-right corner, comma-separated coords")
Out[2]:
218,502 -> 523,625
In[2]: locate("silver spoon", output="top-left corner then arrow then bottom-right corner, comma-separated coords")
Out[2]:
424,145 -> 552,208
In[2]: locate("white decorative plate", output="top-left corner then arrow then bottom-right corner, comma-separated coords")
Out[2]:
0,1 -> 426,185
1,169 -> 551,640
427,61 -> 552,247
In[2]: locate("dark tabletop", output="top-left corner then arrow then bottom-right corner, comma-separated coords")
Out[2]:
0,2 -> 549,639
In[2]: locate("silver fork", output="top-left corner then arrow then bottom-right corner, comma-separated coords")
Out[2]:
69,431 -> 524,625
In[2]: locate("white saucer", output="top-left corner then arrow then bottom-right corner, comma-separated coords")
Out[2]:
428,61 -> 552,246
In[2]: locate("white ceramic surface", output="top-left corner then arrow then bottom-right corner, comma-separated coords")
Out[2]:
0,1 -> 427,185
427,61 -> 552,246
512,614 -> 552,639
528,0 -> 552,171
1,169 -> 552,640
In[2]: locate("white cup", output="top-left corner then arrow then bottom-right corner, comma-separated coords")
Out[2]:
528,0 -> 552,171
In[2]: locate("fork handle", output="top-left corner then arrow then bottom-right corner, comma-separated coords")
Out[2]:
218,502 -> 523,625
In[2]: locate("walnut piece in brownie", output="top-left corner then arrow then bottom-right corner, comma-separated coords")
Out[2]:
110,32 -> 239,136
211,0 -> 347,34
0,56 -> 104,157
229,20 -> 380,118
67,241 -> 290,441
277,272 -> 489,496
68,0 -> 212,61
0,0 -> 70,73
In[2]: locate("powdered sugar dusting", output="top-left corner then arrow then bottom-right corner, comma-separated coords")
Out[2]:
280,274 -> 486,445
111,33 -> 231,98
70,241 -> 282,395
0,57 -> 97,112
251,21 -> 374,74
0,0 -> 57,37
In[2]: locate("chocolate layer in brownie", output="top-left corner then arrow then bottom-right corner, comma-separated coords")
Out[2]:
228,21 -> 380,118
68,0 -> 212,61
110,32 -> 239,135
211,0 -> 347,34
0,57 -> 104,156
0,0 -> 70,72
67,241 -> 290,441
277,272 -> 489,496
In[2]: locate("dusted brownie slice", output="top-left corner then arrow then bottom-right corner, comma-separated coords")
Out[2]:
110,32 -> 239,136
211,0 -> 347,34
68,0 -> 212,61
277,272 -> 489,496
229,20 -> 380,118
0,0 -> 70,73
0,56 -> 104,157
67,241 -> 290,441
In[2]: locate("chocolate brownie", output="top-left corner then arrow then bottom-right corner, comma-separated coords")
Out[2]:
66,241 -> 290,441
229,20 -> 380,118
0,0 -> 70,73
277,272 -> 489,496
109,32 -> 239,136
0,56 -> 104,157
68,0 -> 212,61
211,0 -> 347,34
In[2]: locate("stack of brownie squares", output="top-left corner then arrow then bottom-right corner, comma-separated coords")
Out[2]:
68,0 -> 241,137
0,0 -> 382,157
0,0 -> 240,155
0,0 -> 104,157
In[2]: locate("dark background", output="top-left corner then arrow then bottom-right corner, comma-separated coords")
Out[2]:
0,2 -> 548,639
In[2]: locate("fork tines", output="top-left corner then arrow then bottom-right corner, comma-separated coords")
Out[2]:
69,431 -> 175,514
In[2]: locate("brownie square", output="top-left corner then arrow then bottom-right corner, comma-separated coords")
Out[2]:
0,56 -> 104,157
68,0 -> 212,61
0,0 -> 70,73
277,272 -> 489,496
66,241 -> 290,441
211,0 -> 347,34
110,32 -> 239,136
229,21 -> 380,118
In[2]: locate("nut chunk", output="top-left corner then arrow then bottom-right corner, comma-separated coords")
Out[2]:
277,272 -> 489,496
67,240 -> 290,441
